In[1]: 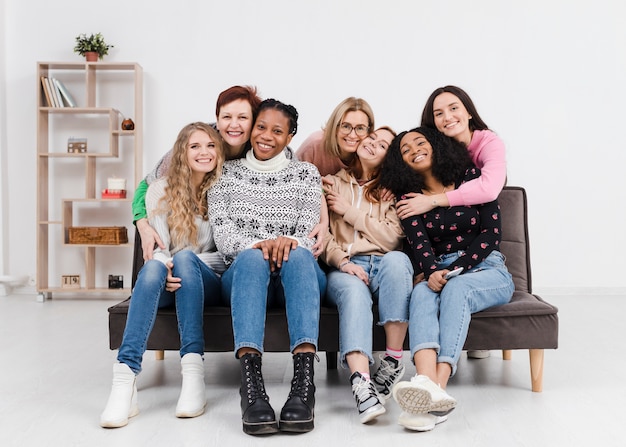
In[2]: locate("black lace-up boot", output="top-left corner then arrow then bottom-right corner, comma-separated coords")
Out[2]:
239,353 -> 278,435
279,352 -> 317,432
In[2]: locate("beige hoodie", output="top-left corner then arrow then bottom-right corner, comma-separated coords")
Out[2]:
321,169 -> 405,269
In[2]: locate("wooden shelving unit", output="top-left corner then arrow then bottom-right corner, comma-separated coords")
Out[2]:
36,61 -> 143,299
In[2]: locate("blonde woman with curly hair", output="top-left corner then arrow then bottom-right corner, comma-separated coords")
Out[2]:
101,122 -> 226,428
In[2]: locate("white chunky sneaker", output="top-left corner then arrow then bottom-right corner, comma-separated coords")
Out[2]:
350,372 -> 386,423
392,374 -> 456,416
100,363 -> 139,428
398,411 -> 448,431
372,354 -> 405,401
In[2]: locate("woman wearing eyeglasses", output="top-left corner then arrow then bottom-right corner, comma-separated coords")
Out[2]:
297,98 -> 376,256
297,97 -> 375,177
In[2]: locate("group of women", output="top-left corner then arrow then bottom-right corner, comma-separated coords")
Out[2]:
99,84 -> 515,435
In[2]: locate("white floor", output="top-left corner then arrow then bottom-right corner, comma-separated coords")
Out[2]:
1,293 -> 624,447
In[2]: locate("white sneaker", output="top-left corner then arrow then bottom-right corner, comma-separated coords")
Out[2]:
398,411 -> 448,431
467,350 -> 490,359
350,372 -> 386,423
392,374 -> 456,416
372,354 -> 405,401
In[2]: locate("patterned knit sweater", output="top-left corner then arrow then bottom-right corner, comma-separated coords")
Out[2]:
208,151 -> 322,263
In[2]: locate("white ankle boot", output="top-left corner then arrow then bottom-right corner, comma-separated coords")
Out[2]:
175,353 -> 206,418
100,363 -> 139,428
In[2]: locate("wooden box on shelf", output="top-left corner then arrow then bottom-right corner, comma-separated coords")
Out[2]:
61,275 -> 81,289
68,226 -> 128,245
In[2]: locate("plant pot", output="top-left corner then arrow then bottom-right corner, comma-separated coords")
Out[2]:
85,52 -> 98,62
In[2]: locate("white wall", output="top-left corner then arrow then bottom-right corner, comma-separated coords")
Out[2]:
0,0 -> 7,275
3,0 -> 625,295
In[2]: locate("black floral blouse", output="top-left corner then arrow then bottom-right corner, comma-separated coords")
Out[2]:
401,167 -> 502,278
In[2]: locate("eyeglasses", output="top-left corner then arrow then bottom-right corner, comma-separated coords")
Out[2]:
338,122 -> 370,137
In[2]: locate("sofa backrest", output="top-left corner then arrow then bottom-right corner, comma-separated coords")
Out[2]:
497,187 -> 532,294
131,186 -> 534,294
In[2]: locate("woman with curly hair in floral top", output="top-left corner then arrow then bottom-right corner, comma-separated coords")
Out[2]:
379,126 -> 514,432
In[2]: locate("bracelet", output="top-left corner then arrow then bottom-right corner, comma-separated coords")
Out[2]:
339,260 -> 351,271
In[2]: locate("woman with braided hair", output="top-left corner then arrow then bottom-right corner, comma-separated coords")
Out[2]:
209,99 -> 326,435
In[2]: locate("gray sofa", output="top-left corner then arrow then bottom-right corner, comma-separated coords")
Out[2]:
108,186 -> 559,391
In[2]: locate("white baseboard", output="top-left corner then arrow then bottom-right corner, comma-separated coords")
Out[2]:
534,286 -> 626,296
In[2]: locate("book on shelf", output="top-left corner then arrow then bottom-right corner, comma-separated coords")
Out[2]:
51,77 -> 65,108
40,76 -> 53,107
44,77 -> 59,107
52,78 -> 77,107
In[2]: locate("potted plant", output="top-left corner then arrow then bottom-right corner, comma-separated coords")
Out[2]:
73,33 -> 114,62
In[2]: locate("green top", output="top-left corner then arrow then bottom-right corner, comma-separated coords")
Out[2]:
132,179 -> 149,223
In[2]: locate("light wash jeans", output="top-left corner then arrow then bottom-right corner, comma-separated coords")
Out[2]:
221,247 -> 326,356
409,250 -> 514,376
117,249 -> 222,374
325,251 -> 413,368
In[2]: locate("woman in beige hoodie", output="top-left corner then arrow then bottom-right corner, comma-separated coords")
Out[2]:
321,127 -> 413,424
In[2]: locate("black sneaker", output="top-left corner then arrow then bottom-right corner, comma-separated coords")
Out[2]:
372,354 -> 405,401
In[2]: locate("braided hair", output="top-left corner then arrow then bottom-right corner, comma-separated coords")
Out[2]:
258,98 -> 299,135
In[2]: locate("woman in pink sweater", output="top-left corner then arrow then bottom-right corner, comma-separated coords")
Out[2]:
394,85 -> 507,220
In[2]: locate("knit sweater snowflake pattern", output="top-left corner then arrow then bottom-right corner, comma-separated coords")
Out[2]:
208,157 -> 322,263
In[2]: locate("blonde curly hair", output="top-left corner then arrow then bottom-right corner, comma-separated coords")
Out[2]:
156,122 -> 224,250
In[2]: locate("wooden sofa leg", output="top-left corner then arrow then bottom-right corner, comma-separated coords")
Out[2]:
502,349 -> 512,360
155,350 -> 165,360
529,349 -> 544,392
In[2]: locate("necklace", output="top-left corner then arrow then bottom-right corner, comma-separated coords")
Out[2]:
423,185 -> 447,195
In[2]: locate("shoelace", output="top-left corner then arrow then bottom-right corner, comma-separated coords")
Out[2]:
288,354 -> 316,399
352,378 -> 377,404
375,358 -> 400,386
244,361 -> 268,402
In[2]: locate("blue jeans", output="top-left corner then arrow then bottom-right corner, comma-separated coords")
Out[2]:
221,247 -> 326,355
409,250 -> 514,376
117,250 -> 222,374
325,251 -> 413,368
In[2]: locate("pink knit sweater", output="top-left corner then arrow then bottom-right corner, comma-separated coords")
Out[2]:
445,129 -> 507,206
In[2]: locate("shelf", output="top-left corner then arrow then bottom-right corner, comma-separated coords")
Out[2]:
40,107 -> 120,114
38,287 -> 131,294
38,61 -> 141,71
36,61 -> 142,297
62,198 -> 132,203
39,152 -> 128,158
63,243 -> 133,248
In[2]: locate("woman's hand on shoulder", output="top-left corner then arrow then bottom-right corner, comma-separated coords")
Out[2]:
380,187 -> 395,202
396,192 -> 438,219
